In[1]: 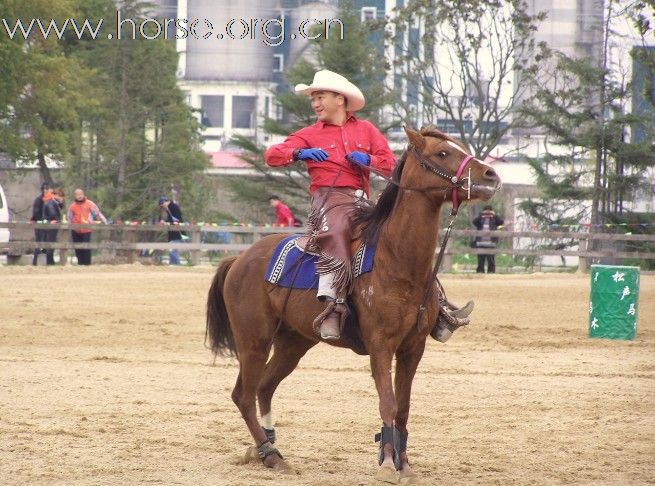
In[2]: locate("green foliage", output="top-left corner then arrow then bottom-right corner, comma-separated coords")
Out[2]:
0,0 -> 88,182
603,211 -> 655,270
0,0 -> 210,221
519,46 -> 655,230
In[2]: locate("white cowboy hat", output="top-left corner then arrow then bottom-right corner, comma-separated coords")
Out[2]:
295,70 -> 365,112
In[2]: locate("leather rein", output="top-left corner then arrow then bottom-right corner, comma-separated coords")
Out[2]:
358,144 -> 477,331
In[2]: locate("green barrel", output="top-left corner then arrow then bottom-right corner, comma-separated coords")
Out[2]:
589,264 -> 640,340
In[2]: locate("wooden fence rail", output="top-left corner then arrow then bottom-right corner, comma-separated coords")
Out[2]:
1,222 -> 653,269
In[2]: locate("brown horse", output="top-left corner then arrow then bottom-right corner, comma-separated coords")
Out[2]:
206,126 -> 501,483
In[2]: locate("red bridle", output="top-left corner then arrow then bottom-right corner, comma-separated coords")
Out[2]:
451,154 -> 474,214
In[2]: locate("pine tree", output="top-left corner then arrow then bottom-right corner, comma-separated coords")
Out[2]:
518,25 -> 655,234
65,0 -> 209,221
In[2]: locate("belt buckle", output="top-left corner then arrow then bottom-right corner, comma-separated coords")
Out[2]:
354,189 -> 364,198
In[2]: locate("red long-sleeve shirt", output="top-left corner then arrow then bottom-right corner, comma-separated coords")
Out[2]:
264,114 -> 396,196
275,202 -> 295,227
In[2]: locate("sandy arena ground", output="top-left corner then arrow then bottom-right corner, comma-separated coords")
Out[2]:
1,265 -> 654,485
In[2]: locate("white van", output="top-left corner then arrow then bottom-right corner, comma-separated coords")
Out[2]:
0,183 -> 9,251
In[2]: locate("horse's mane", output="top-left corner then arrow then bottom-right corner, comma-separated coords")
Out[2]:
352,151 -> 406,244
354,125 -> 464,244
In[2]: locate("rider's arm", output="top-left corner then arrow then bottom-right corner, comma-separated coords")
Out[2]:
264,133 -> 309,167
367,125 -> 396,177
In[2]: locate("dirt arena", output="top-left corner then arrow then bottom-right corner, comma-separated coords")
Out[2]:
1,265 -> 653,485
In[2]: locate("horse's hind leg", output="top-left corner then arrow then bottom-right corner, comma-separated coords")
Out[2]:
231,346 -> 286,469
257,328 -> 316,442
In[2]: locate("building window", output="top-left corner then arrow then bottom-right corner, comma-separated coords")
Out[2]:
361,7 -> 376,22
232,96 -> 256,129
273,54 -> 284,73
273,101 -> 283,121
200,95 -> 224,127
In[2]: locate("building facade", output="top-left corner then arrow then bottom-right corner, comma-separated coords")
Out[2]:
149,0 -> 340,152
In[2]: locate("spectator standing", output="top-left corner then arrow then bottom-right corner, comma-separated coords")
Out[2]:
472,205 -> 504,273
30,182 -> 52,265
67,189 -> 108,265
158,196 -> 184,265
42,189 -> 65,265
269,195 -> 296,227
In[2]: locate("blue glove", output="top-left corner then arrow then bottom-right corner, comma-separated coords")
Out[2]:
346,151 -> 370,167
295,148 -> 328,162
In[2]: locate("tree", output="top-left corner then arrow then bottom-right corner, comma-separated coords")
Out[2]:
518,2 -> 655,234
0,0 -> 89,184
64,0 -> 209,221
227,1 -> 391,221
386,0 -> 546,158
0,0 -> 210,221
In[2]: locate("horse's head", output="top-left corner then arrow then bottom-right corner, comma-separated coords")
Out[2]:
402,126 -> 501,211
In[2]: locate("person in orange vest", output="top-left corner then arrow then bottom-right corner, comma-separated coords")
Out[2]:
67,188 -> 107,265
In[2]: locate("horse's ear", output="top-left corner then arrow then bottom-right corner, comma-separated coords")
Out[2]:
404,126 -> 425,150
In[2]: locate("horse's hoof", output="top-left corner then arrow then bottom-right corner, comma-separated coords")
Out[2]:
375,463 -> 399,484
236,446 -> 260,465
399,473 -> 421,485
271,459 -> 295,474
262,454 -> 285,470
263,453 -> 294,474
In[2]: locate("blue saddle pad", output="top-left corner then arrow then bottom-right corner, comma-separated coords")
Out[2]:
265,235 -> 376,289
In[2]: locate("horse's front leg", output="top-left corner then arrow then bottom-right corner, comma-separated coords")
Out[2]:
394,338 -> 427,484
370,347 -> 399,482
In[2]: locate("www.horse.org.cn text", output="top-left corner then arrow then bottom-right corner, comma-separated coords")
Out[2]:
1,12 -> 346,46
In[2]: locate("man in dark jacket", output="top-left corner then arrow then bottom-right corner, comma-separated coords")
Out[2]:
30,182 -> 52,265
159,196 -> 184,265
472,205 -> 504,273
42,189 -> 65,265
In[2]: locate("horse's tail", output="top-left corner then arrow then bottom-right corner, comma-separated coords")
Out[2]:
205,256 -> 238,357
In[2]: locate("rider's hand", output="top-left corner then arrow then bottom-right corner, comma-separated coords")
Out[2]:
346,151 -> 370,167
294,148 -> 328,162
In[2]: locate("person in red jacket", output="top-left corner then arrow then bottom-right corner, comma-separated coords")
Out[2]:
264,70 -> 395,340
269,195 -> 296,227
67,188 -> 107,265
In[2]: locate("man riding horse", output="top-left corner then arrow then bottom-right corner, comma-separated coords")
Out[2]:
264,70 -> 471,341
